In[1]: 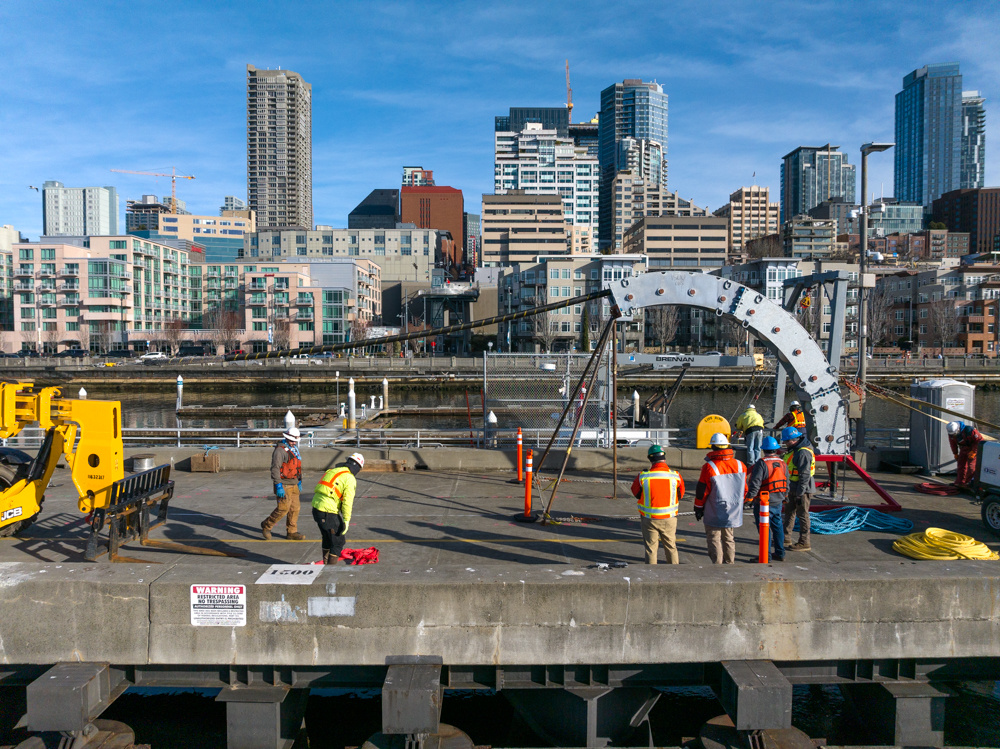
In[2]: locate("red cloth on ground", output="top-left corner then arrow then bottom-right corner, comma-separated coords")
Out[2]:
339,547 -> 379,564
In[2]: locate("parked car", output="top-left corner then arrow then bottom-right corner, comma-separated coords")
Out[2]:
53,348 -> 88,358
704,351 -> 724,356
15,350 -> 40,358
138,351 -> 168,362
104,349 -> 135,359
177,346 -> 208,357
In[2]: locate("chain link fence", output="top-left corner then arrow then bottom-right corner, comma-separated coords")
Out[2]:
482,351 -> 616,445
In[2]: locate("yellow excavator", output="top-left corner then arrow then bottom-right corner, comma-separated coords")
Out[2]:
0,382 -> 174,560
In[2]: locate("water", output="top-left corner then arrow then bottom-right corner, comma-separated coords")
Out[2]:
3,683 -> 998,747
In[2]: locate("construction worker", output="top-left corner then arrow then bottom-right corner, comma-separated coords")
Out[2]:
781,427 -> 815,551
745,435 -> 790,561
694,433 -> 747,564
734,404 -> 766,466
948,421 -> 984,488
261,426 -> 306,541
312,452 -> 365,565
631,444 -> 685,564
774,401 -> 806,432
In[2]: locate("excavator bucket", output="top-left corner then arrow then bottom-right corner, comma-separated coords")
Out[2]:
84,463 -> 174,561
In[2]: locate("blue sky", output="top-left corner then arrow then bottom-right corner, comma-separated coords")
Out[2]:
2,0 -> 999,240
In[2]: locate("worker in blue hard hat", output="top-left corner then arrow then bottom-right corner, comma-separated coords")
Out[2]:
781,427 -> 815,551
631,444 -> 685,564
745,435 -> 789,561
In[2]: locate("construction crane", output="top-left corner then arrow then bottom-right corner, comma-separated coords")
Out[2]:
110,166 -> 195,214
565,60 -> 573,123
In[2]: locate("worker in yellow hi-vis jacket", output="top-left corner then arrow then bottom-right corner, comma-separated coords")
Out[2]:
312,453 -> 364,565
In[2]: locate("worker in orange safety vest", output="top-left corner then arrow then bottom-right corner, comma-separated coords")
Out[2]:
631,444 -> 685,564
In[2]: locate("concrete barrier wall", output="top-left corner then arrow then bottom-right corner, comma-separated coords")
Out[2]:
0,561 -> 996,667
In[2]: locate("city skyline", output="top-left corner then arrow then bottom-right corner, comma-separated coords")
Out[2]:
2,0 -> 999,240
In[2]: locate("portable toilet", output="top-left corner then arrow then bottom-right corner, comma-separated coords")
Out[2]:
908,379 -> 975,474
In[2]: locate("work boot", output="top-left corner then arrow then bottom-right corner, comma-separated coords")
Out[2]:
324,552 -> 343,566
788,540 -> 811,551
784,535 -> 793,546
260,522 -> 272,541
287,532 -> 306,541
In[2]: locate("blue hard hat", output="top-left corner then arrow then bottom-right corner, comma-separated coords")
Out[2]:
781,427 -> 802,442
762,436 -> 781,452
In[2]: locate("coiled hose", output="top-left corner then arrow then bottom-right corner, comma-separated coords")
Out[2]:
893,527 -> 999,560
794,507 -> 914,535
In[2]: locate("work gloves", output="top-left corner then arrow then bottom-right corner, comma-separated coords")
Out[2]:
336,520 -> 349,536
694,507 -> 704,521
275,483 -> 285,500
298,481 -> 302,491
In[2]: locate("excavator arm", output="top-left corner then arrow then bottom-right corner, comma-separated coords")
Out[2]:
0,382 -> 123,535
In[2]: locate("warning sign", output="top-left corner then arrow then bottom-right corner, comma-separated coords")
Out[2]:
945,397 -> 967,411
190,584 -> 247,627
256,564 -> 320,585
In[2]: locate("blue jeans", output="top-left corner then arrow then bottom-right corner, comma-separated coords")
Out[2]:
753,497 -> 785,559
745,429 -> 764,466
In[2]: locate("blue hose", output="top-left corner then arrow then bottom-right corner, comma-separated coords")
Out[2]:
794,507 -> 914,535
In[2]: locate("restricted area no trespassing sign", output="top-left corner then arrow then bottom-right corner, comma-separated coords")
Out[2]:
190,584 -> 247,627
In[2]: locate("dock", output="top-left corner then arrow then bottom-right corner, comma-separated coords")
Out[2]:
1,454 -> 998,746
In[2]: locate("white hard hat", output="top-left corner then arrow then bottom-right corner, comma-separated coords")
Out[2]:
947,421 -> 962,435
790,401 -> 801,408
747,404 -> 756,410
282,426 -> 301,442
710,433 -> 730,448
347,452 -> 365,469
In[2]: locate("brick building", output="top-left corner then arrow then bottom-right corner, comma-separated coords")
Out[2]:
400,186 -> 464,270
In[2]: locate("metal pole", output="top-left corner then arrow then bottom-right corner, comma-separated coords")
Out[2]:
612,343 -> 618,500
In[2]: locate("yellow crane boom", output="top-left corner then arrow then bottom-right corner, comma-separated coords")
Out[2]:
566,60 -> 573,123
110,167 -> 195,214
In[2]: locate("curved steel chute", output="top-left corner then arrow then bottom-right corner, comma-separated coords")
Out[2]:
607,271 -> 849,455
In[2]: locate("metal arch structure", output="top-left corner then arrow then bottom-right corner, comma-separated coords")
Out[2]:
606,271 -> 850,455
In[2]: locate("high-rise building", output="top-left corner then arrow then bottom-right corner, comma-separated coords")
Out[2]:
41,181 -> 118,236
495,107 -> 568,136
931,187 -> 1000,254
402,167 -> 435,186
221,196 -> 246,213
961,91 -> 986,190
780,146 -> 856,224
246,64 -> 313,230
348,190 -> 400,229
612,171 -> 708,253
894,63 -> 963,208
481,192 -> 567,266
400,186 -> 464,270
598,80 -> 668,247
714,186 -> 780,256
463,213 -> 481,267
568,121 -> 599,157
782,216 -> 840,259
494,122 -> 599,238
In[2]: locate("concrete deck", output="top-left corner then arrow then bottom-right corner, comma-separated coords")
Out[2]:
1,463 -> 999,668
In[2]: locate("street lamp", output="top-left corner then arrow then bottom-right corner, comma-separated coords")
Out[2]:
857,141 -> 894,449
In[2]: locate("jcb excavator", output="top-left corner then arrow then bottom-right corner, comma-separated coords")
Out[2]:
0,381 -> 175,560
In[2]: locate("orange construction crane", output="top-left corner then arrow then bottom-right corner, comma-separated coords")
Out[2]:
110,167 -> 195,214
565,60 -> 573,123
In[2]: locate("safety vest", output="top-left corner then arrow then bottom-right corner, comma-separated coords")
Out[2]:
792,411 -> 806,428
784,446 -> 816,483
761,457 -> 789,495
312,467 -> 354,514
703,459 -> 746,528
279,444 -> 302,480
636,468 -> 682,519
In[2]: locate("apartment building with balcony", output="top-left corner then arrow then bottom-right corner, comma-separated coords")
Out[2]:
243,226 -> 445,283
126,195 -> 257,262
481,192 -> 568,266
611,172 -> 708,252
713,186 -> 779,260
499,254 -> 647,352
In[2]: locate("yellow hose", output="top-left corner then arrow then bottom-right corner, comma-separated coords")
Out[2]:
893,527 -> 999,560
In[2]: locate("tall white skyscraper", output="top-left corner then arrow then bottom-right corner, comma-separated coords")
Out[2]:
41,181 -> 118,236
247,65 -> 313,230
961,90 -> 986,190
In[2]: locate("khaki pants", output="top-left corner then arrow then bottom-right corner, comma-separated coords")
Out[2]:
783,493 -> 811,543
263,483 -> 300,535
640,515 -> 678,564
705,525 -> 736,564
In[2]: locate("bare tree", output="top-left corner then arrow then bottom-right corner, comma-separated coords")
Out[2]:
42,323 -> 61,354
272,318 -> 291,352
866,282 -> 893,348
928,297 -> 959,356
91,321 -> 115,354
746,233 -> 782,260
646,305 -> 679,352
19,327 -> 38,353
205,307 -> 243,353
533,310 -> 558,353
716,317 -> 743,354
161,318 -> 187,354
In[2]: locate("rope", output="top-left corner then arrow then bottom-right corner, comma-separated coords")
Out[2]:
892,527 -> 999,560
794,507 -> 913,535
